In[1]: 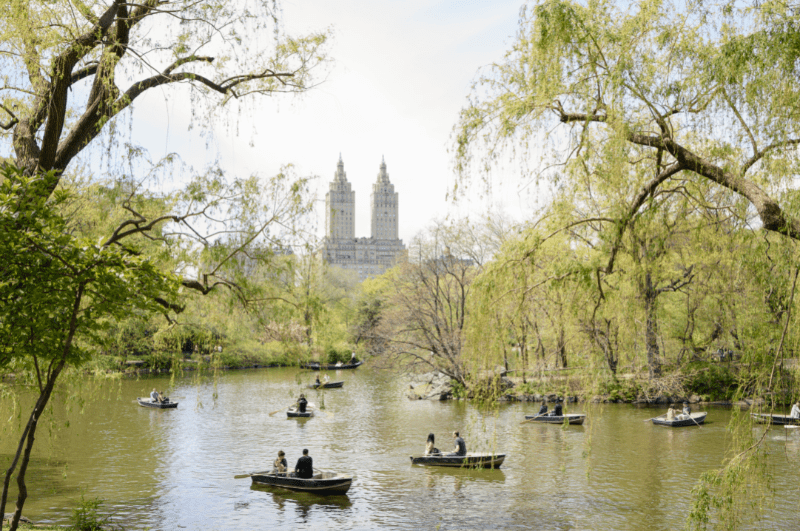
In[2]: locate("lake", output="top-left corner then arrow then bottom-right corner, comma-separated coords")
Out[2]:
2,367 -> 799,530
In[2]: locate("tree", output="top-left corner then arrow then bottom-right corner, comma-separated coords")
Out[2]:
0,161 -> 312,531
1,0 -> 328,188
453,0 -> 800,525
0,166 -> 177,531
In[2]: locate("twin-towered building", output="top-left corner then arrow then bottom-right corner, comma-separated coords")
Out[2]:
322,155 -> 406,280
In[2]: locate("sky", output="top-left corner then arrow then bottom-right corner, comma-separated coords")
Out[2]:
124,0 -> 542,244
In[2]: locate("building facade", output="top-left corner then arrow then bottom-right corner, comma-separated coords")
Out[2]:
322,156 -> 406,281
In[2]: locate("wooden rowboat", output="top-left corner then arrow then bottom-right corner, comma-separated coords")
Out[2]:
306,381 -> 345,389
137,397 -> 178,409
524,413 -> 586,425
650,411 -> 707,427
751,413 -> 800,425
301,361 -> 363,371
409,453 -> 505,468
287,408 -> 314,418
251,472 -> 352,494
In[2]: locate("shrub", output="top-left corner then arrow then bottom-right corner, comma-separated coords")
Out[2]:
684,363 -> 738,401
70,496 -> 114,531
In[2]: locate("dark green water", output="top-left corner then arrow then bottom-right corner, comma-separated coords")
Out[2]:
2,367 -> 799,530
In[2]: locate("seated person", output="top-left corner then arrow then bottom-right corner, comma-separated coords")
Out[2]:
314,376 -> 321,387
350,351 -> 357,363
425,433 -> 440,455
449,431 -> 467,456
537,401 -> 548,417
297,394 -> 308,413
323,374 -> 330,383
294,449 -> 313,479
273,450 -> 287,474
551,402 -> 563,416
150,388 -> 163,403
666,407 -> 677,421
677,402 -> 691,420
791,402 -> 800,419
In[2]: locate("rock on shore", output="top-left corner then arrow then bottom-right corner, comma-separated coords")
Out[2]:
407,372 -> 453,400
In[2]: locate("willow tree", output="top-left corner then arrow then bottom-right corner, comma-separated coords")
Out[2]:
1,0 -> 327,185
454,0 -> 800,527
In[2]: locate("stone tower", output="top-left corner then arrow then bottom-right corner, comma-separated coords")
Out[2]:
325,154 -> 355,240
370,156 -> 399,240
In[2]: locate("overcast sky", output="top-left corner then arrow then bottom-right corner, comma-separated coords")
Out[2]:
128,0 -> 543,243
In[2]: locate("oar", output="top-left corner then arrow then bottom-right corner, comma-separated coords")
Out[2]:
521,414 -> 546,424
234,470 -> 272,479
688,413 -> 703,427
269,404 -> 296,416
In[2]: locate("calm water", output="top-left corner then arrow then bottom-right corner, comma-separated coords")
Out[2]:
2,367 -> 799,530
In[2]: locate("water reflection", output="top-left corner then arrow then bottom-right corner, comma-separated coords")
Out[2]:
417,466 -> 505,491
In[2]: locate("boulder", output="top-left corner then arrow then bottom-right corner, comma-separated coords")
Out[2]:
406,372 -> 453,400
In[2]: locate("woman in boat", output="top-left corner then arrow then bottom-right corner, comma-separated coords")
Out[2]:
323,374 -> 330,383
425,433 -> 440,455
536,401 -> 548,417
666,406 -> 677,421
294,449 -> 314,479
273,450 -> 287,474
314,376 -> 321,387
450,431 -> 467,456
791,402 -> 800,419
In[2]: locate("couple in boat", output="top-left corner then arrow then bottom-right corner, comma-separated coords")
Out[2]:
536,400 -> 563,417
665,402 -> 692,421
271,449 -> 314,479
424,431 -> 466,456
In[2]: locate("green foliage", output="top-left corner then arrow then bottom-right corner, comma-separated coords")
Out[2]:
69,496 -> 114,531
450,379 -> 467,400
324,346 -> 351,365
596,379 -> 641,403
683,364 -> 739,402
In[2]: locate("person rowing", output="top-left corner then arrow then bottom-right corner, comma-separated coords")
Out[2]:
550,401 -> 563,417
294,449 -> 314,479
150,388 -> 163,404
791,402 -> 800,419
536,401 -> 548,417
314,376 -> 321,388
449,431 -> 467,456
296,394 -> 308,413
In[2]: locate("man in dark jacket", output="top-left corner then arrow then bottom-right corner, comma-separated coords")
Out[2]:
297,394 -> 308,413
536,401 -> 548,417
294,449 -> 313,479
551,401 -> 563,416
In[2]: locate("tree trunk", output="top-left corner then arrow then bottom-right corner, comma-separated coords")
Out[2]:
556,326 -> 568,368
1,284 -> 82,531
644,272 -> 662,378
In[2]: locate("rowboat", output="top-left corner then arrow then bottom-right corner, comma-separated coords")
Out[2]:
251,472 -> 352,494
287,408 -> 313,418
301,361 -> 363,371
137,397 -> 178,409
306,381 -> 345,389
524,413 -> 586,425
650,411 -> 707,427
409,453 -> 505,468
751,413 -> 800,425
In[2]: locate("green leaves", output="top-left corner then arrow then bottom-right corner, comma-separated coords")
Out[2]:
0,164 -> 178,371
